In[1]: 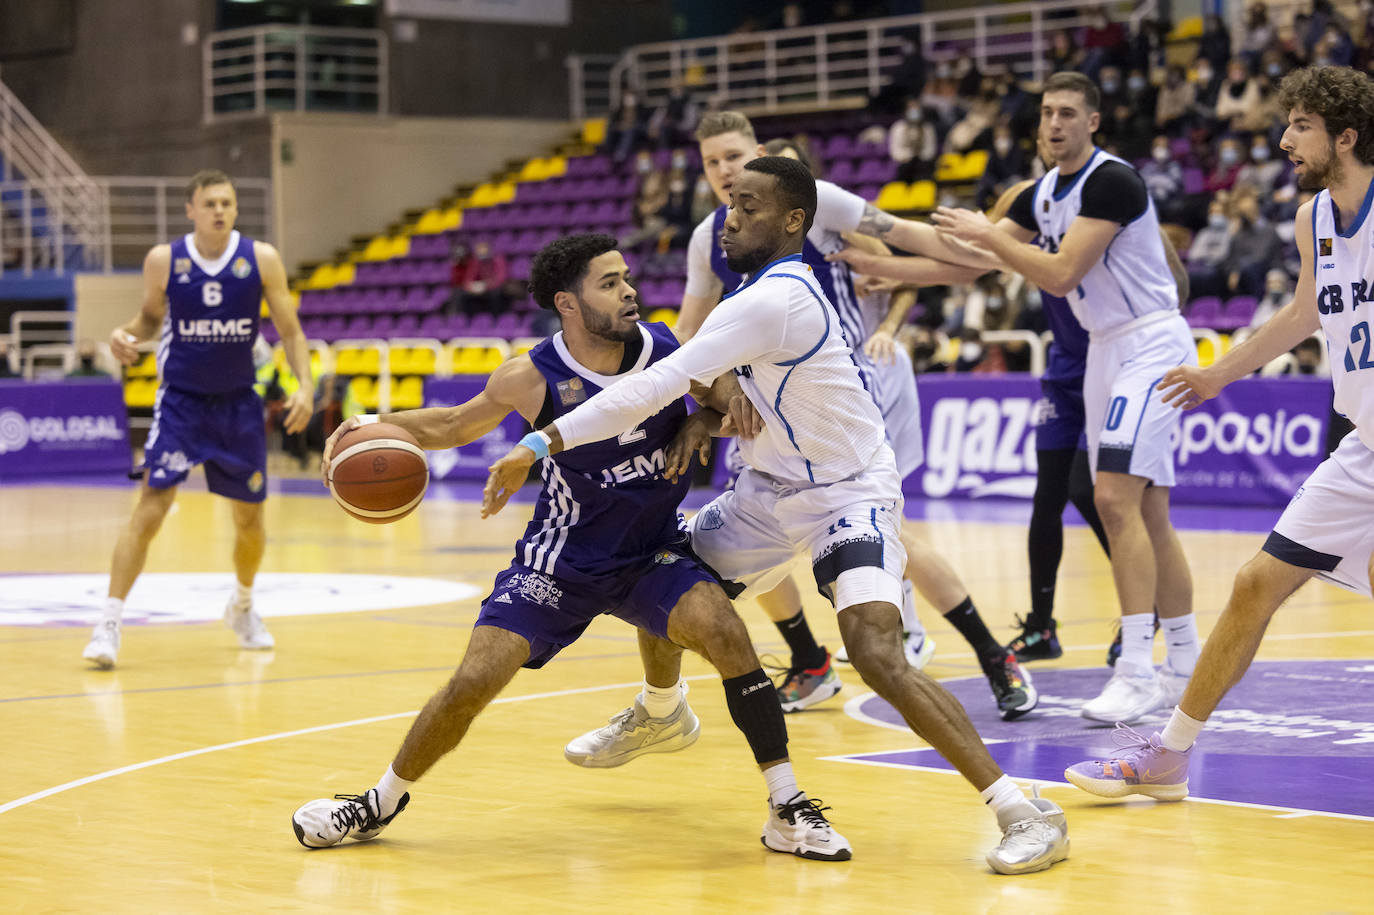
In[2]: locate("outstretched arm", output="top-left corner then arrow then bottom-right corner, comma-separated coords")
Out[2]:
853,203 -> 1006,272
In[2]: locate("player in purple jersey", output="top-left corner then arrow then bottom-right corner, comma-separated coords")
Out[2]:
292,235 -> 850,861
82,170 -> 314,669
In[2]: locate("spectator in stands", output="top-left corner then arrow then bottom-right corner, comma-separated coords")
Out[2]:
1187,197 -> 1234,300
603,92 -> 649,164
919,61 -> 961,130
1198,13 -> 1233,71
1313,22 -> 1354,68
456,240 -> 509,317
656,154 -> 697,253
646,80 -> 699,151
620,160 -> 670,254
1205,137 -> 1245,194
1191,57 -> 1224,124
945,76 -> 1000,153
1109,69 -> 1157,160
974,124 -> 1026,210
445,242 -> 474,316
1240,3 -> 1276,64
889,96 -> 938,182
66,339 -> 111,379
1097,66 -> 1126,134
1140,134 -> 1185,223
1234,133 -> 1284,198
1305,1 -> 1350,57
1260,47 -> 1290,83
1249,268 -> 1293,329
1214,59 -> 1261,132
1126,17 -> 1170,74
1222,191 -> 1281,299
1155,65 -> 1196,135
1048,29 -> 1084,74
1080,5 -> 1127,78
0,338 -> 18,379
690,172 -> 717,224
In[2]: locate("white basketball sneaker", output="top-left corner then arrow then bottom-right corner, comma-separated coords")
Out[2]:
564,695 -> 700,767
1081,665 -> 1165,724
82,619 -> 121,669
224,597 -> 274,650
903,633 -> 936,670
292,788 -> 409,848
1157,661 -> 1190,707
986,795 -> 1070,875
761,792 -> 852,861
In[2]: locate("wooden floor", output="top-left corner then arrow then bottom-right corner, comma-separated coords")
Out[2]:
1,475 -> 1371,913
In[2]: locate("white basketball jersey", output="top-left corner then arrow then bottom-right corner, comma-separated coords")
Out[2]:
1311,184 -> 1374,449
728,257 -> 888,485
1032,148 -> 1178,334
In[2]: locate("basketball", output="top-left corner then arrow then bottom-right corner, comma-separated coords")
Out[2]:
327,422 -> 429,523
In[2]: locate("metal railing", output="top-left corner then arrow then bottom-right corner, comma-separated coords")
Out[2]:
0,77 -> 105,276
565,54 -> 620,124
100,177 -> 272,270
568,0 -> 1156,119
204,25 -> 388,123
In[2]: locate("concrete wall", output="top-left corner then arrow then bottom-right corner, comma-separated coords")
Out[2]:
271,113 -> 571,267
73,272 -> 142,342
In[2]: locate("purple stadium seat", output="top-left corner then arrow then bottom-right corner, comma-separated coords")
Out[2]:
371,314 -> 395,337
493,313 -> 520,338
468,313 -> 496,335
823,134 -> 856,158
419,313 -> 445,337
261,324 -> 280,344
345,315 -> 372,337
1185,296 -> 1223,328
1182,167 -> 1206,195
827,159 -> 857,184
1218,295 -> 1259,331
509,256 -> 532,281
394,314 -> 419,336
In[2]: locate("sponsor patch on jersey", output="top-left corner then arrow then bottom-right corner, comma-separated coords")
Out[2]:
653,549 -> 681,565
493,591 -> 513,604
509,571 -> 564,608
1319,237 -> 1333,257
697,504 -> 724,531
231,256 -> 252,279
1042,198 -> 1050,213
556,377 -> 587,406
174,257 -> 192,275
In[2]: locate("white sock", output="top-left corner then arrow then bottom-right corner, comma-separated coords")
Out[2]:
899,579 -> 926,642
232,582 -> 253,610
1118,613 -> 1157,676
638,678 -> 683,718
102,597 -> 124,624
374,764 -> 414,818
1160,706 -> 1205,753
763,762 -> 800,808
1162,614 -> 1200,677
980,775 -> 1039,829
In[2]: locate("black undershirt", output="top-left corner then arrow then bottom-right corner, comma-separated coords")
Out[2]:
1006,160 -> 1149,232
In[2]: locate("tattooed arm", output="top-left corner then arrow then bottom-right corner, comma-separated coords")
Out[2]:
853,203 -> 1008,271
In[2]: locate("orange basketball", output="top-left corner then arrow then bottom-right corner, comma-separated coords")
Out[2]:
327,422 -> 429,524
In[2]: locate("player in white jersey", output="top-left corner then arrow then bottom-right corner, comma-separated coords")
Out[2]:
659,112 -> 1037,720
934,72 -> 1199,725
1064,66 -> 1374,800
484,157 -> 1069,875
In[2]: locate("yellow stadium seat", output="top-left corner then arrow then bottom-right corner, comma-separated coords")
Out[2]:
518,157 -> 550,182
305,263 -> 338,289
391,376 -> 424,410
309,349 -> 323,376
648,308 -> 678,328
875,182 -> 910,211
126,352 -> 157,378
452,346 -> 505,374
582,119 -> 606,146
1195,334 -> 1231,368
349,376 -> 378,409
511,340 -> 537,356
333,263 -> 356,286
442,207 -> 463,230
123,377 -> 157,408
336,346 -> 381,375
406,348 -> 436,375
360,235 -> 392,262
468,183 -> 500,208
958,149 -> 989,180
935,153 -> 961,183
414,209 -> 448,235
545,156 -> 567,178
908,180 -> 937,210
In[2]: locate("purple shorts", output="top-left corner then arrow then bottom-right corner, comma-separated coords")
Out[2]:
476,545 -> 717,669
144,386 -> 267,502
1034,374 -> 1088,453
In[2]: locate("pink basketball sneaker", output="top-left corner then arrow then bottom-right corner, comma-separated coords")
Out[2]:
1064,724 -> 1191,801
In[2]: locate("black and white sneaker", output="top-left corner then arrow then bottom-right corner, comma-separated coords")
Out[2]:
984,650 -> 1039,721
292,788 -> 409,848
761,792 -> 852,861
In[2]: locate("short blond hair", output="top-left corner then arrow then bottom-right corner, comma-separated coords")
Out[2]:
186,169 -> 234,201
694,110 -> 756,143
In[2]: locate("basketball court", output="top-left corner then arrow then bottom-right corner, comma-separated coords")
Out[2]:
2,472 -> 1369,911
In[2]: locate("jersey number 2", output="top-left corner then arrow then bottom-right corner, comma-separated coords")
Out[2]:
202,282 -> 223,307
1344,321 -> 1374,372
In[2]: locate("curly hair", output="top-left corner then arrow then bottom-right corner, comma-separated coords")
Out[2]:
1277,67 -> 1374,165
528,233 -> 619,311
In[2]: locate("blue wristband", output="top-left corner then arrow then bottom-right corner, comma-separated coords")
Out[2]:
518,431 -> 550,460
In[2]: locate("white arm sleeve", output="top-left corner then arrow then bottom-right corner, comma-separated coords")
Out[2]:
682,215 -> 724,300
814,180 -> 868,235
551,287 -> 789,450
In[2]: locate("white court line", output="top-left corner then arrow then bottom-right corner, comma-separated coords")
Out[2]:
0,674 -> 717,817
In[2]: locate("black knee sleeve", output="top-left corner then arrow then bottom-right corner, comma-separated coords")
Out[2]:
723,668 -> 789,765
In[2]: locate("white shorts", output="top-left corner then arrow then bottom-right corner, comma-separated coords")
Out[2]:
688,446 -> 907,610
1266,431 -> 1374,597
1085,312 -> 1195,485
871,347 -> 924,479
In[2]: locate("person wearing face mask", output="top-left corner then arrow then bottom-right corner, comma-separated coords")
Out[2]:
1187,198 -> 1234,299
1235,133 -> 1284,197
1249,268 -> 1292,328
1221,191 -> 1282,297
974,123 -> 1027,209
1155,65 -> 1197,135
1140,134 -> 1185,222
1214,59 -> 1261,130
889,96 -> 938,182
65,339 -> 111,379
1205,138 -> 1245,193
1241,3 -> 1275,65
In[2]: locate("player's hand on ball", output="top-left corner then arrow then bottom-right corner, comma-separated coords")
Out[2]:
1159,364 -> 1223,410
482,446 -> 536,517
321,415 -> 363,486
281,390 -> 314,436
666,413 -> 713,483
109,329 -> 139,366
